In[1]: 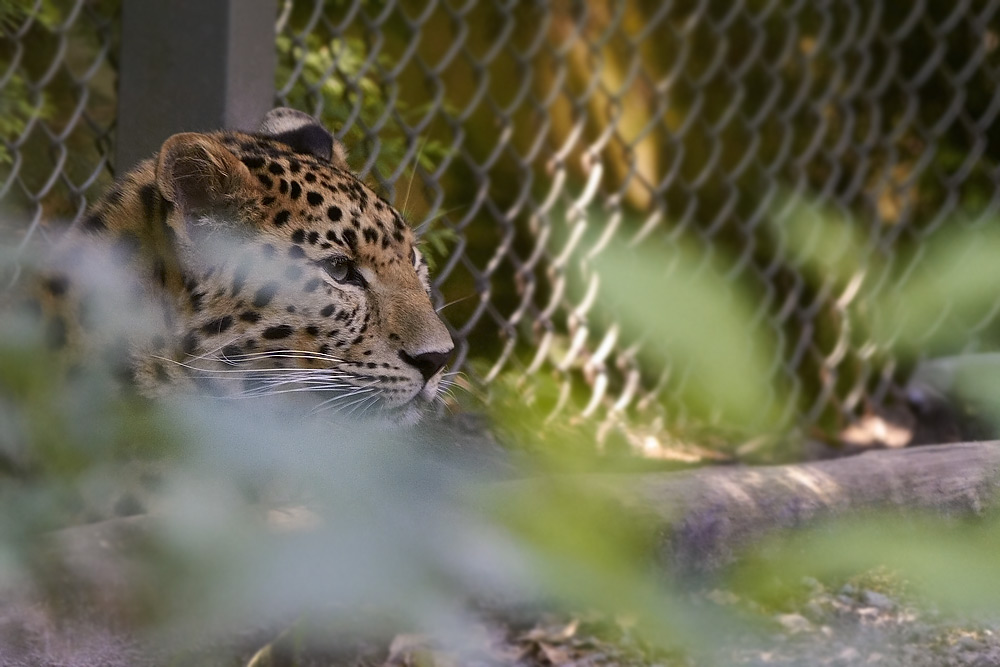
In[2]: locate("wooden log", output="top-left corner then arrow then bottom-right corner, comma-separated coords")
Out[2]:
27,441 -> 1000,593
573,441 -> 1000,573
38,441 -> 1000,587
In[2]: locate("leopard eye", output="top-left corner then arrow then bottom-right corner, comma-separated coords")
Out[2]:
320,257 -> 365,287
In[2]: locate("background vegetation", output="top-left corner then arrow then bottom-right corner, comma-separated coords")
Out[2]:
5,1 -> 999,446
272,0 -> 1000,448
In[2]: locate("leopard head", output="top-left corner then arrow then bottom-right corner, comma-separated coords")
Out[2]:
80,108 -> 455,423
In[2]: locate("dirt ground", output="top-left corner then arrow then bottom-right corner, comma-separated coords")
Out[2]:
238,578 -> 1000,666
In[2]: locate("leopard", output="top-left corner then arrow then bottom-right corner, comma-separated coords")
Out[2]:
0,109 -> 469,663
27,107 -> 455,426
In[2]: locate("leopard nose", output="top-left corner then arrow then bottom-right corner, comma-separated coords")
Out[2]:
399,349 -> 451,382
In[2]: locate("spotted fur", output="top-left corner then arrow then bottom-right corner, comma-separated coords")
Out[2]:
39,108 -> 453,424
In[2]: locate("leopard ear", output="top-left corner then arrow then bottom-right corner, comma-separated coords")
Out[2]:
258,107 -> 349,168
156,133 -> 255,213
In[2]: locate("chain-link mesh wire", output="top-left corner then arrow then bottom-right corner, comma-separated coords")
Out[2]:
0,0 -> 118,277
4,1 -> 1000,446
276,0 -> 1000,443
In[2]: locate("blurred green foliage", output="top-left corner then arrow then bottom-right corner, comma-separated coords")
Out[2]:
775,195 -> 1000,431
596,238 -> 791,437
5,3 -> 1000,657
4,203 -> 1000,661
734,516 -> 1000,617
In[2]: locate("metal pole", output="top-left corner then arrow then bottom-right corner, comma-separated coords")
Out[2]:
115,0 -> 277,172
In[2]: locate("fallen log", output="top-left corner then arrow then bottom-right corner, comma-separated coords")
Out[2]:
574,440 -> 1000,572
41,440 -> 1000,585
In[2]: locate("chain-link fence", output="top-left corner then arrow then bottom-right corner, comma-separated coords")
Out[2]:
4,0 -> 1000,445
0,0 -> 117,258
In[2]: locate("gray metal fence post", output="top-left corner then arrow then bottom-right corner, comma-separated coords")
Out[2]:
115,0 -> 277,172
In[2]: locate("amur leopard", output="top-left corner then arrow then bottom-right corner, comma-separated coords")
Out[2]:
30,107 -> 454,425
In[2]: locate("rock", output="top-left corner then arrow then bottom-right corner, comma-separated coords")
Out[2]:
957,635 -> 982,651
861,590 -> 894,610
836,647 -> 860,664
776,613 -> 811,634
804,601 -> 825,620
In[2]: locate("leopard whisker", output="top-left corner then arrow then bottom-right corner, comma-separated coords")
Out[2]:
415,203 -> 466,236
153,356 -> 353,378
236,383 -> 361,399
435,293 -> 475,313
154,354 -> 343,374
178,335 -> 246,364
362,395 -> 383,418
225,370 -> 368,397
400,133 -> 430,217
178,373 -> 344,386
234,370 -> 357,386
436,375 -> 466,396
325,388 -> 380,414
166,343 -> 345,367
308,386 -> 379,415
340,396 -> 369,419
166,374 -> 358,398
215,350 -> 345,364
236,375 -> 358,393
209,354 -> 346,369
224,386 -> 323,400
346,393 -> 381,419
